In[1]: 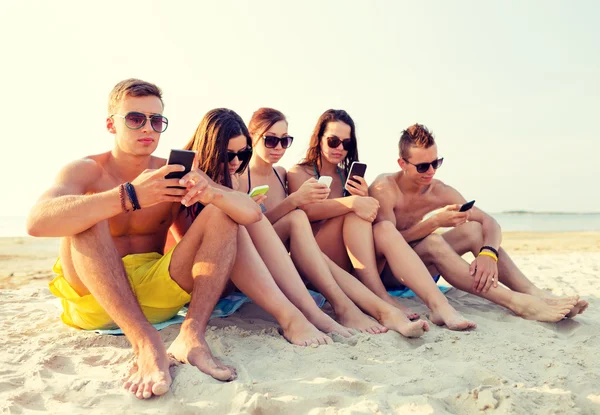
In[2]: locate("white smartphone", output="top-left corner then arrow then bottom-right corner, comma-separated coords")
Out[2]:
249,185 -> 269,197
318,176 -> 333,188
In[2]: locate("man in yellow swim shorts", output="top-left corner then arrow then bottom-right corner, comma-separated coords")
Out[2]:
26,79 -> 262,399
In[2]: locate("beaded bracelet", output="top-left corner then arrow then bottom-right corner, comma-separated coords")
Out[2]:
478,251 -> 498,262
118,184 -> 129,213
479,245 -> 499,257
124,182 -> 141,211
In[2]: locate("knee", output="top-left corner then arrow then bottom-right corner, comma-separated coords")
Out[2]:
203,205 -> 239,240
461,221 -> 484,249
71,221 -> 111,244
372,220 -> 396,241
288,208 -> 309,223
418,234 -> 449,258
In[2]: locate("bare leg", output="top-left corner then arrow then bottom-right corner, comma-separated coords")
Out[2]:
63,222 -> 170,400
414,231 -> 577,322
315,213 -> 419,319
372,221 -> 477,331
441,222 -> 587,317
167,206 -> 239,381
273,210 -> 385,334
322,255 -> 430,338
231,227 -> 332,345
245,216 -> 353,337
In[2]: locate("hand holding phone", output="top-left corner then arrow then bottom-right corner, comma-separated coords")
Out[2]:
318,176 -> 333,188
165,149 -> 196,189
292,178 -> 330,206
249,185 -> 269,197
344,162 -> 368,197
249,185 -> 269,213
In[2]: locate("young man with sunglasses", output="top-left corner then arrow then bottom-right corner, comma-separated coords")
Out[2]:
369,124 -> 586,324
27,79 -> 262,399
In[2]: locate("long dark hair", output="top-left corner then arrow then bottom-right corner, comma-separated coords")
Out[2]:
299,109 -> 359,177
184,108 -> 251,215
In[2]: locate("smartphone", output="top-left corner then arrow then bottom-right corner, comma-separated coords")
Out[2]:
165,149 -> 195,189
165,149 -> 195,180
459,200 -> 475,212
344,162 -> 367,196
249,185 -> 269,197
318,176 -> 333,188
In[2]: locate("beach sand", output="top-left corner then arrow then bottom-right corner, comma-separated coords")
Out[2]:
1,233 -> 599,414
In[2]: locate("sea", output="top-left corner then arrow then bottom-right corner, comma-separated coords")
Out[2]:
1,213 -> 600,238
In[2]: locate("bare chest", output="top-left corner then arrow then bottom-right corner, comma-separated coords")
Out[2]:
394,193 -> 445,231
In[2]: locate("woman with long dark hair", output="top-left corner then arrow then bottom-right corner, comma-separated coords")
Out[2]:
237,107 -> 429,337
288,110 -> 476,331
178,108 -> 356,342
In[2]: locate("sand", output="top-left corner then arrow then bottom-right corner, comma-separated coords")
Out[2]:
1,233 -> 599,414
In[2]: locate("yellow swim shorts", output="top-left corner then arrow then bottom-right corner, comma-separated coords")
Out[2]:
49,248 -> 191,330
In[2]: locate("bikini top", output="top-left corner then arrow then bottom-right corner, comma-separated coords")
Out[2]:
247,167 -> 288,197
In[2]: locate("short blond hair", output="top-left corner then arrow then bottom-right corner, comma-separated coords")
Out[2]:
108,78 -> 163,114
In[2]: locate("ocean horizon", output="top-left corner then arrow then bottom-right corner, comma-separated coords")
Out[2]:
2,212 -> 600,238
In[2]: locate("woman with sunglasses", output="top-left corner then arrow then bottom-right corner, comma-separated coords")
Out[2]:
236,108 -> 429,337
177,108 -> 358,345
288,110 -> 477,330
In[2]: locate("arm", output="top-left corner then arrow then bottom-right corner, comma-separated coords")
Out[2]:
181,169 -> 262,226
27,159 -> 123,237
466,207 -> 502,249
371,179 -> 398,227
287,165 -> 355,221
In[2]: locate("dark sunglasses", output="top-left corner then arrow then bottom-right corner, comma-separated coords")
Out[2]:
263,135 -> 294,149
111,111 -> 168,133
403,157 -> 444,173
227,148 -> 252,163
326,136 -> 354,151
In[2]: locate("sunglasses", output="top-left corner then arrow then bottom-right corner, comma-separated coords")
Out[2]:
111,111 -> 169,133
326,136 -> 354,151
227,148 -> 252,163
263,135 -> 294,149
403,157 -> 444,173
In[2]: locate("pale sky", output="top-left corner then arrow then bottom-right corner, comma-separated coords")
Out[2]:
1,0 -> 599,218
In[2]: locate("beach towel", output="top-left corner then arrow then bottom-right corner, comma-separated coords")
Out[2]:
92,279 -> 451,335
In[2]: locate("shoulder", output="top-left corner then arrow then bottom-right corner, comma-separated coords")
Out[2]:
288,164 -> 312,176
287,164 -> 314,180
59,156 -> 105,182
274,165 -> 287,180
370,173 -> 397,194
430,180 -> 465,204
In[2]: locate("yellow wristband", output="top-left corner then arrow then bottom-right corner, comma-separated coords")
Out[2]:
478,251 -> 498,262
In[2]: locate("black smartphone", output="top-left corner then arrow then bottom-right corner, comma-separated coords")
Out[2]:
459,200 -> 475,212
344,162 -> 367,196
165,149 -> 195,188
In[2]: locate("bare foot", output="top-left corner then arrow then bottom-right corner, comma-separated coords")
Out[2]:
512,293 -> 577,322
539,294 -> 588,318
279,313 -> 333,346
429,303 -> 477,331
381,294 -> 420,320
167,322 -> 237,382
378,307 -> 430,338
306,310 -> 355,338
336,305 -> 388,334
529,288 -> 589,318
566,299 -> 589,318
122,335 -> 172,399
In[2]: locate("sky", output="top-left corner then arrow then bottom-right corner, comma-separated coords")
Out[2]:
1,0 -> 599,220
